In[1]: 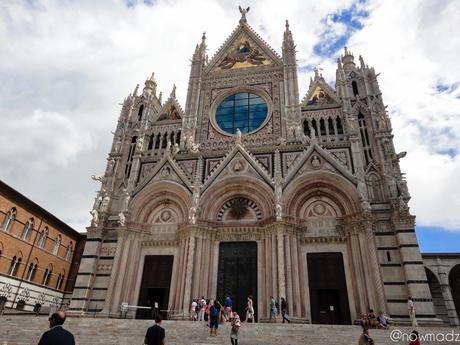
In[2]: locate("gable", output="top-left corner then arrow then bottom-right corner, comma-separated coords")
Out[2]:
301,78 -> 341,110
157,103 -> 182,121
205,23 -> 283,74
202,144 -> 272,193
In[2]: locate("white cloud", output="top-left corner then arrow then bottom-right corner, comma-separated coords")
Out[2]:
0,0 -> 459,231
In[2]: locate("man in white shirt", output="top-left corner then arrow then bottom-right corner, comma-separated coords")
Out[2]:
198,297 -> 206,321
191,300 -> 198,321
408,296 -> 418,327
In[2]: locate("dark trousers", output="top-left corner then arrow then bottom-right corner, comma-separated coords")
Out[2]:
281,310 -> 290,323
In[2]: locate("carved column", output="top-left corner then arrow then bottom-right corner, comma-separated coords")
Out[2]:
277,230 -> 286,300
291,235 -> 302,317
182,235 -> 195,315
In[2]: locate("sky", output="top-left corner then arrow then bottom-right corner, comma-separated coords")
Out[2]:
0,0 -> 459,252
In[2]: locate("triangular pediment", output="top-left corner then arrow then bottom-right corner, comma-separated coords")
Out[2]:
205,23 -> 283,74
134,155 -> 192,196
202,144 -> 273,193
284,143 -> 357,188
301,77 -> 341,110
154,95 -> 184,123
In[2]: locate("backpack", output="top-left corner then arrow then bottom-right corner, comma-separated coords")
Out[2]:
211,306 -> 219,317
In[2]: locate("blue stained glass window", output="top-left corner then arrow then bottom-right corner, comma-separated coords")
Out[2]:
215,92 -> 268,134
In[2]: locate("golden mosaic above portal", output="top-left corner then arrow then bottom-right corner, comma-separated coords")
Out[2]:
215,34 -> 273,71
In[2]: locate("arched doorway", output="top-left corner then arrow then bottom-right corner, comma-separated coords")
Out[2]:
426,267 -> 448,324
449,264 -> 460,318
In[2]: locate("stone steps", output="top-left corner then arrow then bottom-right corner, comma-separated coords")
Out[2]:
0,316 -> 456,345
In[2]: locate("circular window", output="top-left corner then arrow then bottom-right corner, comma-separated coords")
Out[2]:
215,92 -> 268,135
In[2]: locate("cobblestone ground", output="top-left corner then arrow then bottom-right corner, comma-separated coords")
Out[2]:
0,316 -> 457,345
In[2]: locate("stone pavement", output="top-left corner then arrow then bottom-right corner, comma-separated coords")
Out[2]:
0,316 -> 457,345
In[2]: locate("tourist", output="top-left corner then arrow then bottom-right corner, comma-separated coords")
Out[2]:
360,313 -> 369,329
199,296 -> 206,321
409,330 -> 420,345
367,309 -> 379,328
269,296 -> 277,322
377,312 -> 389,329
191,299 -> 198,321
246,295 -> 254,322
204,299 -> 211,323
144,315 -> 165,345
408,297 -> 418,327
224,295 -> 233,321
209,300 -> 220,336
358,328 -> 374,345
38,310 -> 75,345
230,311 -> 241,345
280,297 -> 290,323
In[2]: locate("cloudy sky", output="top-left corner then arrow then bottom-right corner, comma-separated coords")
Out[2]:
1,0 -> 459,252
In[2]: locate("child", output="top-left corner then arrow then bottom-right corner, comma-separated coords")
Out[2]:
230,312 -> 241,345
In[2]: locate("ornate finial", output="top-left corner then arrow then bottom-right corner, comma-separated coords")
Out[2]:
344,46 -> 348,55
238,5 -> 250,23
235,128 -> 242,144
133,84 -> 139,96
158,92 -> 162,104
202,31 -> 206,42
285,19 -> 289,30
149,72 -> 155,81
171,84 -> 176,98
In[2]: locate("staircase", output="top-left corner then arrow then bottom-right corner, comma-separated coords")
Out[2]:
0,316 -> 456,345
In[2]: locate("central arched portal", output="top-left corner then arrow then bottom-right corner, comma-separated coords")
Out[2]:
217,242 -> 258,320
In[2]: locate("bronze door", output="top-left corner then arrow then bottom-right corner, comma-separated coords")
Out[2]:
137,255 -> 174,319
307,252 -> 351,324
217,242 -> 257,320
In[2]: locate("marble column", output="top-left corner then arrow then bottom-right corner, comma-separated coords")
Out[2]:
291,235 -> 302,317
277,231 -> 285,300
182,235 -> 195,315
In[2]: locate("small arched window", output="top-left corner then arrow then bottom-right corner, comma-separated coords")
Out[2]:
8,255 -> 22,276
65,242 -> 73,261
53,235 -> 61,255
26,258 -> 38,281
1,207 -> 16,232
42,264 -> 53,286
56,271 -> 65,290
37,227 -> 48,248
352,80 -> 359,96
21,218 -> 34,241
138,104 -> 144,121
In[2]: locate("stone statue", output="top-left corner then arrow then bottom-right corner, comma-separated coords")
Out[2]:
235,128 -> 242,144
378,112 -> 388,130
275,203 -> 283,221
238,5 -> 250,22
172,143 -> 180,155
93,193 -> 103,210
90,209 -> 99,226
91,175 -> 106,184
189,185 -> 201,225
122,189 -> 131,212
136,136 -> 144,151
107,159 -> 116,175
118,212 -> 126,226
100,194 -> 110,213
166,140 -> 172,152
114,139 -> 122,153
311,155 -> 321,169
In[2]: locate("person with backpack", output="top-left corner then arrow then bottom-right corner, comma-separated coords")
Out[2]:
209,300 -> 221,336
224,295 -> 233,321
230,311 -> 241,345
280,297 -> 290,323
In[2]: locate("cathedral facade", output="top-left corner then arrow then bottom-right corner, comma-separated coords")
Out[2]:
70,10 -> 443,325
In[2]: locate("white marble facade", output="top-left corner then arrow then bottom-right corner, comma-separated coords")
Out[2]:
69,9 -> 449,325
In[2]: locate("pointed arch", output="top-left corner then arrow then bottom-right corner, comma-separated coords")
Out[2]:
65,242 -> 73,261
37,226 -> 48,248
53,235 -> 61,255
1,207 -> 16,232
137,104 -> 144,121
21,218 -> 34,241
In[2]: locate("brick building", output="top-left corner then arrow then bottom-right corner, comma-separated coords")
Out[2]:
0,179 -> 85,312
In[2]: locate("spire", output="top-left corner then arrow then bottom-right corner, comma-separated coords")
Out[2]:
133,84 -> 139,97
238,5 -> 250,24
143,72 -> 157,96
359,55 -> 365,69
341,46 -> 355,73
170,84 -> 176,99
283,20 -> 295,50
282,19 -> 296,67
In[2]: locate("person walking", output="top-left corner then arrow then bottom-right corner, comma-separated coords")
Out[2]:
224,295 -> 233,321
269,296 -> 277,322
230,311 -> 241,345
144,315 -> 165,345
408,296 -> 418,327
191,299 -> 198,321
358,328 -> 374,345
38,310 -> 75,345
199,296 -> 206,321
280,297 -> 290,323
209,300 -> 220,336
246,295 -> 254,322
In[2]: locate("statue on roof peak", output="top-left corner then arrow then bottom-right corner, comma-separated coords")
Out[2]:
239,6 -> 250,23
